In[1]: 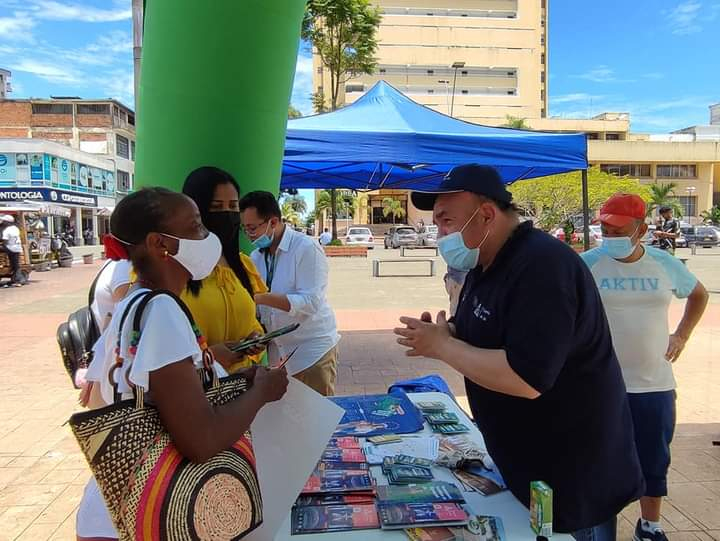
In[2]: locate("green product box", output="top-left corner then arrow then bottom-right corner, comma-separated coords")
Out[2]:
530,480 -> 553,537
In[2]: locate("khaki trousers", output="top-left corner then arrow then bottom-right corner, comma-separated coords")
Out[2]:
294,346 -> 338,396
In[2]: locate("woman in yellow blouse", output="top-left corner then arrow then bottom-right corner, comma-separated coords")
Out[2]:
181,166 -> 267,372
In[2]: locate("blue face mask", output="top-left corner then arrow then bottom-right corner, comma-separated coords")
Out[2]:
437,208 -> 490,271
602,225 -> 640,260
252,222 -> 274,250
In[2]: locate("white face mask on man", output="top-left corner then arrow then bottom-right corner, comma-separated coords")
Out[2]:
161,232 -> 222,280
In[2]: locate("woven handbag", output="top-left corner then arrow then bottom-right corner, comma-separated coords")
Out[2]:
69,290 -> 263,541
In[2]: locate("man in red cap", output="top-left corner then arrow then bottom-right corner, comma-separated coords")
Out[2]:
581,193 -> 708,541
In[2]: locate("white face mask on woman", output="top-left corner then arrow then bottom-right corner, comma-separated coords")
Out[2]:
161,231 -> 222,280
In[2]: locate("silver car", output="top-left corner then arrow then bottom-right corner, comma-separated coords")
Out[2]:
384,225 -> 418,249
417,225 -> 438,247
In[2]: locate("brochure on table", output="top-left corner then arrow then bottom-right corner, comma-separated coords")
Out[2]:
273,392 -> 573,541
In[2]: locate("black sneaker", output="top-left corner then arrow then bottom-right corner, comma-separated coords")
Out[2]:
634,519 -> 668,541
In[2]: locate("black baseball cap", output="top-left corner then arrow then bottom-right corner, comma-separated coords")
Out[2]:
411,164 -> 512,211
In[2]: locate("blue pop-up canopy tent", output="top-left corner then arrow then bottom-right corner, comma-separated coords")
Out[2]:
281,81 -> 588,192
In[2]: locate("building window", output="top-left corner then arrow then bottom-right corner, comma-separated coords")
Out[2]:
427,89 -> 435,94
128,113 -> 135,126
117,170 -> 131,192
461,89 -> 469,94
316,67 -> 323,74
77,104 -> 110,115
31,103 -> 72,114
605,133 -> 620,140
426,69 -> 434,75
130,140 -> 136,161
540,90 -> 545,101
600,164 -> 652,177
588,133 -> 600,140
674,196 -> 697,217
345,83 -> 365,93
541,53 -> 545,64
116,134 -> 130,159
656,164 -> 697,178
379,68 -> 386,74
541,72 -> 545,83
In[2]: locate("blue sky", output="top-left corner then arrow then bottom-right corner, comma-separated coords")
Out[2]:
0,1 -> 718,134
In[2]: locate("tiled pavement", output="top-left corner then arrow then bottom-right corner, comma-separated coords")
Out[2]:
0,253 -> 719,540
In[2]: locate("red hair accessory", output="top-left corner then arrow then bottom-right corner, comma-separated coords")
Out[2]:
103,234 -> 130,261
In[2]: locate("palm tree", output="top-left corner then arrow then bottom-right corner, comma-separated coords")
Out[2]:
284,194 -> 307,215
646,182 -> 683,217
503,115 -> 529,129
382,197 -> 406,224
700,205 -> 720,225
281,200 -> 301,227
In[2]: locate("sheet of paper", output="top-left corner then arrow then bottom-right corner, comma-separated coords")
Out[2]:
245,378 -> 345,541
363,436 -> 440,464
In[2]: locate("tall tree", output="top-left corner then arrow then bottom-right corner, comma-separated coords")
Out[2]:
382,197 -> 406,224
283,194 -> 308,214
503,115 -> 529,129
302,0 -> 381,239
288,105 -> 303,119
701,205 -> 720,225
510,167 -> 651,231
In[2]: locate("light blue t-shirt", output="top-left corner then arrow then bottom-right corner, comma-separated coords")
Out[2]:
581,246 -> 697,392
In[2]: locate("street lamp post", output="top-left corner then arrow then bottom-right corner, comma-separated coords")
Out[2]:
450,61 -> 465,117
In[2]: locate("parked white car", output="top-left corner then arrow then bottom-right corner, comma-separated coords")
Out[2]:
417,225 -> 438,247
345,227 -> 375,248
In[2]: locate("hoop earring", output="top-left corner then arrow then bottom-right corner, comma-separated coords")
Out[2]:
163,250 -> 169,259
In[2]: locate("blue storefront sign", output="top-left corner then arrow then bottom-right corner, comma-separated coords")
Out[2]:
0,187 -> 97,207
29,154 -> 44,180
59,158 -> 70,184
0,153 -> 16,181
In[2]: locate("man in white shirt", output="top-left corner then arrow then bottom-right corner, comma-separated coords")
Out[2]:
581,194 -> 708,541
239,191 -> 340,395
319,228 -> 332,246
1,214 -> 24,286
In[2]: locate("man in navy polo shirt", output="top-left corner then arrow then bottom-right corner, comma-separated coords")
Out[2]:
394,164 -> 644,540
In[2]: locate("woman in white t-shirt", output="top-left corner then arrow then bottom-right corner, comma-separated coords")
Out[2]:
77,188 -> 289,541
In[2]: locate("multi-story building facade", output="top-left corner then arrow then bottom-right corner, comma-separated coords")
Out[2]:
0,97 -> 136,243
315,0 -> 547,125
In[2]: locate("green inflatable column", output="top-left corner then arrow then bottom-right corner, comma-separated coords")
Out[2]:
134,0 -> 305,197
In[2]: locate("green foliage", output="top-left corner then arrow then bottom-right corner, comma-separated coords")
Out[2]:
328,238 -> 343,246
288,105 -> 303,119
510,166 -> 651,230
503,115 -> 529,129
647,182 -> 684,218
302,0 -> 381,111
311,90 -> 328,114
382,197 -> 406,224
281,200 -> 302,227
701,205 -> 720,225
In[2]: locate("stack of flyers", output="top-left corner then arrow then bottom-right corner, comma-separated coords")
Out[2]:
328,436 -> 362,449
294,494 -> 376,507
377,502 -> 469,529
376,482 -> 465,505
387,465 -> 434,485
322,447 -> 366,463
291,503 -> 380,534
416,401 -> 447,414
405,526 -> 456,541
438,435 -> 485,460
452,471 -> 504,496
316,460 -> 369,471
363,437 -> 440,465
432,423 -> 471,435
425,412 -> 460,425
450,515 -> 507,541
302,469 -> 374,494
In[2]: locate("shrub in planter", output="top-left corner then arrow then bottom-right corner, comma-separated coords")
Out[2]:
328,239 -> 343,246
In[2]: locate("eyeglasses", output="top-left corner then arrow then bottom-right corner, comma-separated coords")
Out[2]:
240,220 -> 268,235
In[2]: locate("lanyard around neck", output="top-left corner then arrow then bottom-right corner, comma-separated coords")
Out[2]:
264,249 -> 278,291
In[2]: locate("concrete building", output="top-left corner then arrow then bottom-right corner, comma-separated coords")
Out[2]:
0,138 -> 117,244
0,97 -> 136,197
314,0 -> 547,124
0,69 -> 10,100
711,103 -> 720,126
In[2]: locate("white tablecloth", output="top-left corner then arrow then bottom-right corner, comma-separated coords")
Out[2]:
274,391 -> 571,540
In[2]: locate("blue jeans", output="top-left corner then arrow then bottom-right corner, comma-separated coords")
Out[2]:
572,516 -> 617,541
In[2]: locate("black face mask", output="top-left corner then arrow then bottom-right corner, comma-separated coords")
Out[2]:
205,211 -> 241,246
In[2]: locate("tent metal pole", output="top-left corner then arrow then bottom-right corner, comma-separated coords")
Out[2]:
582,168 -> 590,251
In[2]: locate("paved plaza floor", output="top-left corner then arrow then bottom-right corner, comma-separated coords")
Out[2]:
0,247 -> 718,540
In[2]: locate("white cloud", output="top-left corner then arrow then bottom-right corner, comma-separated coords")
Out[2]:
291,52 -> 314,115
26,1 -> 131,23
664,1 -> 703,34
11,58 -> 83,84
552,93 -> 607,104
96,69 -> 134,106
0,13 -> 36,43
573,65 -> 635,84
